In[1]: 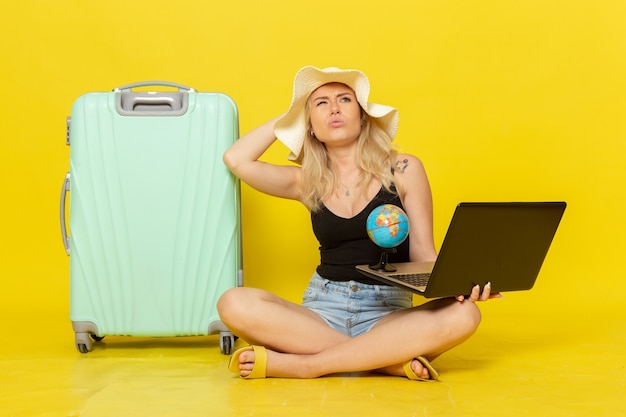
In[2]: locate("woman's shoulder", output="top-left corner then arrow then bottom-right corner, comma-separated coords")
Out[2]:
391,153 -> 429,196
393,153 -> 425,175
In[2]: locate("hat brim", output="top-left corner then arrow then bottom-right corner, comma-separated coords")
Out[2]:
274,66 -> 398,162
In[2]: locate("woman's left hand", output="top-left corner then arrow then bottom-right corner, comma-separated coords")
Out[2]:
456,282 -> 503,302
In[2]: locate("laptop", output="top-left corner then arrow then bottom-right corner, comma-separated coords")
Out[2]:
356,202 -> 566,298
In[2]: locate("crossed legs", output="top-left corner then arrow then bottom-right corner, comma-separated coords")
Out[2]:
217,286 -> 481,379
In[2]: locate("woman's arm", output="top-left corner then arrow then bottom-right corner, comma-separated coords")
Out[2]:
392,153 -> 438,263
223,116 -> 302,201
394,154 -> 502,302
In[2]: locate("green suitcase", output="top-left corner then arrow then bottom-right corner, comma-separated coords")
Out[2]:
60,82 -> 241,354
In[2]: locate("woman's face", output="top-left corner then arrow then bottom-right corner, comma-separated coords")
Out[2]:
307,82 -> 362,147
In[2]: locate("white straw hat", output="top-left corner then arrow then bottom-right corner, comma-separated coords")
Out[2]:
274,66 -> 399,162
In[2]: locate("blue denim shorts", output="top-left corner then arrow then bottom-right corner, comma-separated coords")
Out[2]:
302,272 -> 413,337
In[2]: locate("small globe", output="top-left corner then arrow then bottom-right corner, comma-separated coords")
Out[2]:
366,204 -> 410,249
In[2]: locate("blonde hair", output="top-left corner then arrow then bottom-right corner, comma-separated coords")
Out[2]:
300,107 -> 398,212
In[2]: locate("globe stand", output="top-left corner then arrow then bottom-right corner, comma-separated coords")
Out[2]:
369,248 -> 398,272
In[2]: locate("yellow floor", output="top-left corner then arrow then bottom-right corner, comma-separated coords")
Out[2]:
2,302 -> 624,417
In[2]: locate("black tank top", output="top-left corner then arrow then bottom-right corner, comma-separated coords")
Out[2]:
311,186 -> 410,284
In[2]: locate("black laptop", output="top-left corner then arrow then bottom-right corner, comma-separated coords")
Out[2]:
356,202 -> 566,298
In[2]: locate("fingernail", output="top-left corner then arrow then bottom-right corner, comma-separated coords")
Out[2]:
485,282 -> 491,288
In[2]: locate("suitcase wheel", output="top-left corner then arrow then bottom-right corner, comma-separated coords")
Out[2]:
75,332 -> 104,353
220,332 -> 235,355
75,332 -> 92,353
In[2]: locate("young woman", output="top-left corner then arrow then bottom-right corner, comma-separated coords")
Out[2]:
218,66 -> 500,380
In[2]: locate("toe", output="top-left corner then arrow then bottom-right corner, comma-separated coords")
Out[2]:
411,359 -> 429,379
239,350 -> 255,365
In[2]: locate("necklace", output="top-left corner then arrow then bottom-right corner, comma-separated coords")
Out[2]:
340,182 -> 352,197
339,170 -> 361,197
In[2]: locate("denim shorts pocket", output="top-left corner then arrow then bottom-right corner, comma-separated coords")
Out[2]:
302,287 -> 320,304
382,292 -> 413,309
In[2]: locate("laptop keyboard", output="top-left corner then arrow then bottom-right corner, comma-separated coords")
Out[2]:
388,273 -> 431,287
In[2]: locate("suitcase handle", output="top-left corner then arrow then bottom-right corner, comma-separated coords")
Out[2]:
113,81 -> 195,93
60,173 -> 70,255
114,81 -> 193,115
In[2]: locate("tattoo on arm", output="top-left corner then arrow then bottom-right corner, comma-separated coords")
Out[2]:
395,158 -> 409,173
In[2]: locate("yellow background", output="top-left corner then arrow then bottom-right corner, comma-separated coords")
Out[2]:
1,0 -> 625,321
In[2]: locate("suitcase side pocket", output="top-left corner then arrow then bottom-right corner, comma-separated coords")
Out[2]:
60,172 -> 70,255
